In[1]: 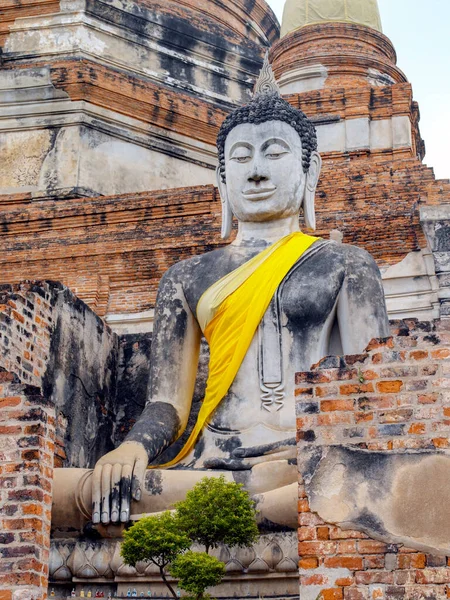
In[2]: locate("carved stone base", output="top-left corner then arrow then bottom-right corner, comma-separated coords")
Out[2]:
49,533 -> 299,598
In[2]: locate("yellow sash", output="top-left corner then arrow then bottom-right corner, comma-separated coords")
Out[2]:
160,232 -> 319,468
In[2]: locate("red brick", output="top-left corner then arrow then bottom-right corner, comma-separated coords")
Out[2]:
376,380 -> 404,393
408,422 -> 426,435
357,541 -> 389,554
410,350 -> 429,360
419,393 -> 438,404
299,541 -> 337,555
295,387 -> 314,397
321,400 -> 354,412
344,589 -> 368,600
319,589 -> 344,600
301,574 -> 329,585
366,338 -> 394,351
340,383 -> 374,395
317,413 -> 354,426
299,557 -> 319,569
316,385 -> 339,398
364,555 -> 386,569
398,554 -> 426,569
317,526 -> 330,540
431,349 -> 450,360
355,412 -> 374,423
22,503 -> 44,516
355,571 -> 394,585
433,438 -> 449,448
378,409 -> 413,424
299,526 -> 316,541
361,370 -> 379,381
415,569 -> 450,584
336,541 -> 358,553
324,557 -> 363,570
298,499 -> 310,513
335,577 -> 353,587
0,425 -> 22,435
0,397 -> 21,409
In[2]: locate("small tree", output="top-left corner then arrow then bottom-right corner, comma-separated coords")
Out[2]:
121,511 -> 190,599
175,475 -> 259,554
169,551 -> 225,600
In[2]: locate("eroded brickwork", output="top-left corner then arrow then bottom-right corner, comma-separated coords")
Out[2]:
0,283 -> 54,387
0,0 -> 59,49
0,153 -> 448,319
0,377 -> 55,600
295,320 -> 450,599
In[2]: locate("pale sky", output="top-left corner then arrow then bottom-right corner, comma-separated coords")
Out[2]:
267,0 -> 450,180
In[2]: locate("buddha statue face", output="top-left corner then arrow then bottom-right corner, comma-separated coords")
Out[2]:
216,57 -> 322,238
222,120 -> 319,224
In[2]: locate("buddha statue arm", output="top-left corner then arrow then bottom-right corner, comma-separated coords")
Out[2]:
337,245 -> 390,354
92,266 -> 202,525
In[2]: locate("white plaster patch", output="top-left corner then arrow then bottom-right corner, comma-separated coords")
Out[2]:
392,115 -> 413,149
317,121 -> 346,153
314,117 -> 412,154
300,566 -> 352,600
106,310 -> 155,334
278,64 -> 328,94
370,118 -> 393,150
345,118 -> 370,151
382,249 -> 440,320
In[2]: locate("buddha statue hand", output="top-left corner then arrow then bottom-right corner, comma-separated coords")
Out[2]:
92,440 -> 148,524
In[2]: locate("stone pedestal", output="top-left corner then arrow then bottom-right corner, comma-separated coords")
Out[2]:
49,534 -> 299,599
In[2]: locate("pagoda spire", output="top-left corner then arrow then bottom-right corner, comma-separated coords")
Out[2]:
281,0 -> 382,38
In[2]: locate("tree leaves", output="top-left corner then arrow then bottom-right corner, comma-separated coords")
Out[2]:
120,477 -> 259,599
175,475 -> 259,553
121,511 -> 190,569
169,551 -> 225,598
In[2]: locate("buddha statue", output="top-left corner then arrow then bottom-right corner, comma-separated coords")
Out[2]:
87,58 -> 389,530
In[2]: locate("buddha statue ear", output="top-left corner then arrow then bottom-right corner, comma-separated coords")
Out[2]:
303,151 -> 322,232
216,167 -> 233,240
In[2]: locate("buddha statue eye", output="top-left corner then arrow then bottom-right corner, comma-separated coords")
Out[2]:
230,147 -> 252,163
265,143 -> 289,159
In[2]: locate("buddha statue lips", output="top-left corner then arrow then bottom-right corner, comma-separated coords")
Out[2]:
242,186 -> 277,201
70,56 -> 390,530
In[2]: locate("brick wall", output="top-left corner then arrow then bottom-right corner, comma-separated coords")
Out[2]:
271,22 -> 406,91
0,281 -> 118,469
295,320 -> 450,599
0,377 -> 55,600
0,283 -> 56,599
0,283 -> 54,387
0,281 -> 122,598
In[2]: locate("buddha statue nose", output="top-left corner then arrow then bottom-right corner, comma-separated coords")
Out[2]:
248,164 -> 269,183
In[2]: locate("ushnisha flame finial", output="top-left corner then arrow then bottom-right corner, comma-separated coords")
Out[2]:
253,51 -> 281,97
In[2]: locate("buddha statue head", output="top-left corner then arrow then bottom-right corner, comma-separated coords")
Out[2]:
216,56 -> 322,239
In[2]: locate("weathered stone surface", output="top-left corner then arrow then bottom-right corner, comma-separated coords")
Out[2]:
0,0 -> 278,198
304,447 -> 450,555
0,282 -> 119,468
113,334 -> 152,447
